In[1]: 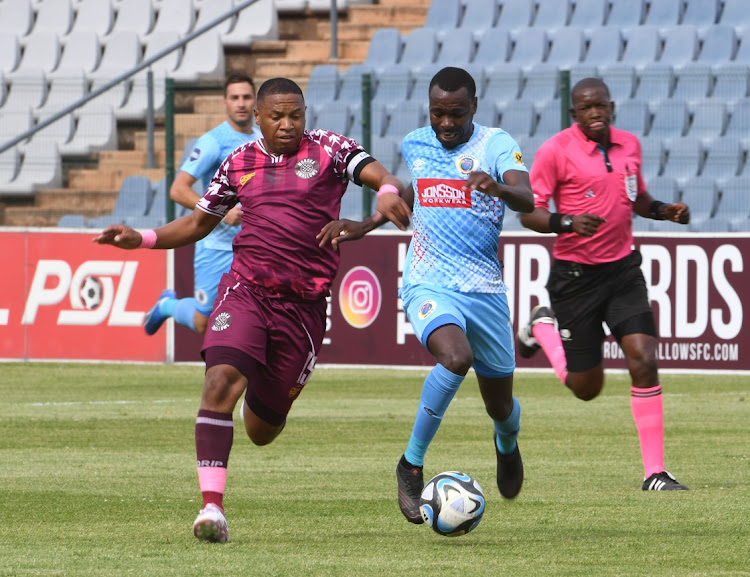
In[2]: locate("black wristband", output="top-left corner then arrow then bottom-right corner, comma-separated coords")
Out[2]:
649,201 -> 667,220
549,213 -> 570,233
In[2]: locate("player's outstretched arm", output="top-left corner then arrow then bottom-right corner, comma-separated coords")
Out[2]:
93,210 -> 222,249
634,191 -> 690,224
359,161 -> 411,231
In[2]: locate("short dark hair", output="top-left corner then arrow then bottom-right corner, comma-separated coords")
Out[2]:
571,77 -> 610,101
429,66 -> 476,99
224,71 -> 255,96
257,77 -> 304,102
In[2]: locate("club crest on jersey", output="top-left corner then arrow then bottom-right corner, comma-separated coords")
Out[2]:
418,300 -> 437,320
189,147 -> 201,162
294,158 -> 320,179
456,154 -> 478,175
417,179 -> 472,208
211,312 -> 232,332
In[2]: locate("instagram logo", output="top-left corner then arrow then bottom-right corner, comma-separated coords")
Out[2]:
338,266 -> 382,328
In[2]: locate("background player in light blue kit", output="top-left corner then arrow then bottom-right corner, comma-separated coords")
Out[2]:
395,67 -> 534,523
143,72 -> 262,335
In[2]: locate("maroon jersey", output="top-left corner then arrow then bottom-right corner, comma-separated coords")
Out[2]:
196,129 -> 375,300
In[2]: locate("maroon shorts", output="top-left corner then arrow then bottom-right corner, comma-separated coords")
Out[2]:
202,274 -> 326,420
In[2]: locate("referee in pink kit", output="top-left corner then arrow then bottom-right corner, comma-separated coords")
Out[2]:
517,77 -> 690,492
94,77 -> 411,541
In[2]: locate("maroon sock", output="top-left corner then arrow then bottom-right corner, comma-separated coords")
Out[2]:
195,409 -> 233,510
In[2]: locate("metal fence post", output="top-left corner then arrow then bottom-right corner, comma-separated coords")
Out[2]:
361,73 -> 372,218
165,77 -> 176,222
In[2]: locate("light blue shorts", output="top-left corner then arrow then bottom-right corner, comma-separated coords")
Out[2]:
400,283 -> 515,378
194,242 -> 233,316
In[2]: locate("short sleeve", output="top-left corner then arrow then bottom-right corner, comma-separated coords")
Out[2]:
529,140 -> 558,210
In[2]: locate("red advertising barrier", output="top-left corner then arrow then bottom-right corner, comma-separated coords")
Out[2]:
173,231 -> 749,372
0,229 -> 168,361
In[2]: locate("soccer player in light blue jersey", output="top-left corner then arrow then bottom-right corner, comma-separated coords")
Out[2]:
143,72 -> 262,336
395,67 -> 534,523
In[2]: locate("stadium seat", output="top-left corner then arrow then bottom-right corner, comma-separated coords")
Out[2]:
7,31 -> 61,76
312,102 -> 352,135
339,180 -> 364,221
648,100 -> 689,143
423,0 -> 462,30
2,70 -> 49,111
700,135 -> 743,180
583,26 -> 624,67
221,0 -> 279,46
659,25 -> 699,68
0,145 -> 21,184
613,98 -> 650,137
48,30 -> 102,78
711,63 -> 749,106
0,141 -> 62,195
59,99 -> 117,155
717,0 -> 750,30
364,28 -> 402,74
109,0 -> 156,37
716,175 -> 750,231
459,0 -> 498,33
57,213 -> 87,227
474,100 -> 499,127
146,0 -> 196,39
32,0 -> 75,36
88,30 -> 141,81
495,0 -> 535,30
69,0 -> 115,36
642,0 -> 682,29
384,100 -> 425,141
634,64 -> 675,107
568,0 -> 608,29
545,27 -> 586,69
275,0 -> 307,10
400,28 -> 439,70
620,26 -> 661,69
171,28 -> 225,83
436,28 -> 476,67
0,0 -> 34,36
370,136 -> 399,173
37,72 -> 89,116
605,0 -> 644,27
680,0 -> 720,28
569,64 -> 598,88
671,64 -> 712,105
661,136 -> 704,184
0,107 -> 33,145
520,63 -> 559,107
474,28 -> 512,70
0,33 -> 22,75
508,28 -> 548,69
640,137 -> 664,180
645,175 -> 678,203
410,64 -> 442,102
598,63 -> 637,102
87,175 -> 154,227
337,64 -> 374,110
193,0 -> 235,36
532,0 -> 571,30
697,24 -> 738,64
723,98 -> 750,144
30,110 -> 75,147
688,98 -> 728,144
483,64 -> 523,107
535,99 -> 565,141
732,28 -> 750,65
498,100 -> 536,139
304,65 -> 340,111
372,65 -> 412,109
679,175 -> 717,231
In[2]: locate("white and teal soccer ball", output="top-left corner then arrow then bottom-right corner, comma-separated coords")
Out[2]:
419,471 -> 485,537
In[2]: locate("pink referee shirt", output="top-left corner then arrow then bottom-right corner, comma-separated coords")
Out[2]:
530,124 -> 647,265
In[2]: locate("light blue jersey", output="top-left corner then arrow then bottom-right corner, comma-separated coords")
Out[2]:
400,123 -> 527,294
181,121 -> 262,251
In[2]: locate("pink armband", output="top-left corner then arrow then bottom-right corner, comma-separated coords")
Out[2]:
138,229 -> 157,249
376,184 -> 400,197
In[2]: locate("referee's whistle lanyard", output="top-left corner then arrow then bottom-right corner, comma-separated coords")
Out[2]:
596,144 -> 613,173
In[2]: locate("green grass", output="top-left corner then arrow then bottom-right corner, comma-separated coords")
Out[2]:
0,364 -> 747,577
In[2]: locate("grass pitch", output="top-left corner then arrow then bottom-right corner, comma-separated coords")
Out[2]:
0,363 -> 747,577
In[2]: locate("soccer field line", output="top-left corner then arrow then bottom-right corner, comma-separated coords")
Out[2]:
25,398 -> 197,407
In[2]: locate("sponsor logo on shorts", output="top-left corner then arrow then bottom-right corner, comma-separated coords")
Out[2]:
294,158 -> 319,179
456,154 -> 478,174
417,179 -> 472,208
189,147 -> 201,162
239,172 -> 256,186
514,151 -> 523,164
211,312 -> 232,331
418,300 -> 436,320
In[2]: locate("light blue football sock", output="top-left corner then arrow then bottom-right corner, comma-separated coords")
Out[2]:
158,297 -> 177,318
173,298 -> 198,331
494,396 -> 521,455
404,363 -> 465,467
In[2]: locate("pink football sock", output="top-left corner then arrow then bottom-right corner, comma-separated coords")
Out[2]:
532,322 -> 568,384
630,385 -> 664,478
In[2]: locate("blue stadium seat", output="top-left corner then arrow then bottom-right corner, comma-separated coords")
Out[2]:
680,0 -> 720,28
370,136 -> 400,173
337,64 -> 374,108
598,63 -> 637,102
568,0 -> 608,29
640,137 -> 664,180
384,100 -> 425,141
711,63 -> 749,106
423,0 -> 463,30
659,25 -> 699,68
716,175 -> 750,231
435,28 -> 475,67
399,28 -> 439,70
546,26 -> 586,68
605,0 -> 645,27
700,135 -> 743,180
312,102 -> 352,136
614,98 -> 650,137
583,26 -> 624,67
495,0 -> 535,30
87,175 -> 153,228
688,98 -> 728,145
535,99 -> 564,140
498,100 -> 536,139
372,65 -> 412,108
531,0 -> 571,31
304,65 -> 339,111
679,176 -> 718,231
642,0 -> 683,29
409,64 -> 442,102
732,28 -> 750,64
364,28 -> 401,73
520,63 -> 559,107
474,28 -> 512,70
697,24 -> 738,64
569,64 -> 599,88
661,136 -> 704,185
349,101 -> 387,141
459,0 -> 499,33
474,100 -> 499,127
645,175 -> 679,204
648,100 -> 689,143
723,98 -> 750,144
634,64 -> 675,107
57,213 -> 87,227
717,0 -> 750,30
620,26 -> 661,69
483,63 -> 523,107
508,28 -> 548,69
671,64 -> 713,105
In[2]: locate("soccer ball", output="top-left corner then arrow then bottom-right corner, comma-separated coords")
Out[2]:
79,276 -> 103,310
419,471 -> 485,537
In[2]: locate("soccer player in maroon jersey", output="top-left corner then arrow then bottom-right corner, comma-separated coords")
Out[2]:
94,77 -> 411,542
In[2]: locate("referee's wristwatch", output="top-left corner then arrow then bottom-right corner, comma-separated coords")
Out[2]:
561,214 -> 574,233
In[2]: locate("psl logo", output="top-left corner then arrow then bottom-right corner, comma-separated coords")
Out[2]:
21,260 -> 144,326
